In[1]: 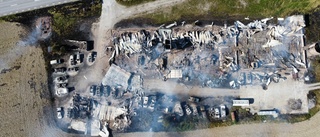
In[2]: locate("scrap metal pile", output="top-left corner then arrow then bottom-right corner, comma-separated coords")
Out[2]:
110,15 -> 307,89
67,93 -> 93,119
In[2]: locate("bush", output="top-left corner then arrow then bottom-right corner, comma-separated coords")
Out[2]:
116,0 -> 155,6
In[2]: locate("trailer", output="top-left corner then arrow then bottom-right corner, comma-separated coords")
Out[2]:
232,100 -> 250,106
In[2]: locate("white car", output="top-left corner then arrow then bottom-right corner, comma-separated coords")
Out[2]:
185,105 -> 192,115
220,104 -> 226,118
50,59 -> 63,65
57,107 -> 63,119
214,107 -> 220,118
70,55 -> 76,65
76,52 -> 81,64
143,97 -> 148,108
55,75 -> 69,83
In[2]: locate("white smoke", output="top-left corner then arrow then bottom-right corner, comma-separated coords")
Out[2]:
0,44 -> 25,71
17,25 -> 42,47
0,24 -> 43,71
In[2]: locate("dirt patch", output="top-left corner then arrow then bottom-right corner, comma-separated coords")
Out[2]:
114,14 -> 265,28
0,65 -> 21,74
0,21 -> 69,137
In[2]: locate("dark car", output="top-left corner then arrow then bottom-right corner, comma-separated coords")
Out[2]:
103,86 -> 110,97
57,75 -> 69,81
54,67 -> 67,73
93,53 -> 97,60
57,83 -> 68,88
57,59 -> 64,64
88,52 -> 97,63
67,67 -> 79,72
67,108 -> 74,118
88,55 -> 93,62
90,85 -> 96,96
96,85 -> 101,96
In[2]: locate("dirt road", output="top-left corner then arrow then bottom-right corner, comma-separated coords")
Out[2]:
94,0 -> 187,51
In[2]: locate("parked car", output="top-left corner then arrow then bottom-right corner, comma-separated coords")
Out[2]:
56,75 -> 69,82
148,96 -> 156,111
90,85 -> 96,96
57,107 -> 63,119
54,67 -> 66,73
184,104 -> 192,115
96,85 -> 101,96
191,105 -> 198,116
88,53 -> 93,62
220,104 -> 226,118
56,83 -> 68,88
138,55 -> 145,65
88,52 -> 97,63
67,108 -> 74,118
93,52 -> 97,60
239,72 -> 246,85
214,107 -> 220,118
143,97 -> 148,108
70,55 -> 76,65
76,52 -> 82,64
103,86 -> 110,97
188,96 -> 200,102
50,59 -> 64,65
198,106 -> 207,118
247,72 -> 252,84
67,67 -> 79,72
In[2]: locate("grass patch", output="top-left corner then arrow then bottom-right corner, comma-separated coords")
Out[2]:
47,1 -> 101,56
161,115 -> 199,132
208,120 -> 232,128
280,114 -> 311,123
132,0 -> 320,25
304,8 -> 320,44
305,57 -> 320,119
116,0 -> 155,6
47,0 -> 102,38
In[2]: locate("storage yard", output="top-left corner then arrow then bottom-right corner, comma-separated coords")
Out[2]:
49,14 -> 320,136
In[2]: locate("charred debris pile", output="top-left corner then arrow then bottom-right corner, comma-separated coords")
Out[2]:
57,15 -> 319,134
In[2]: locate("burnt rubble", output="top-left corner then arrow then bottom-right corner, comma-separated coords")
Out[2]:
55,15 -> 319,134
